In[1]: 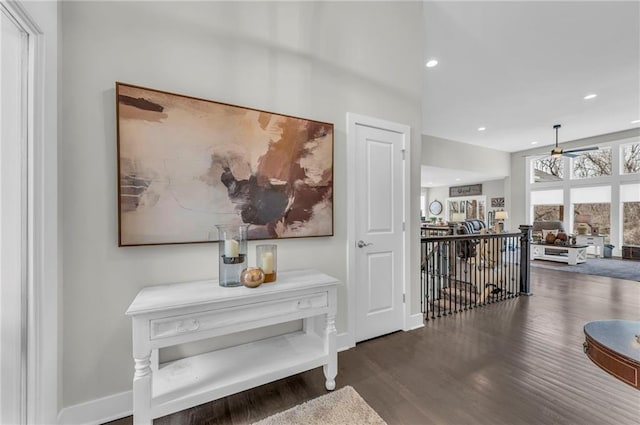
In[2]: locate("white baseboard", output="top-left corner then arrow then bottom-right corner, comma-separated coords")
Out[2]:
58,390 -> 131,425
337,331 -> 355,352
405,313 -> 424,331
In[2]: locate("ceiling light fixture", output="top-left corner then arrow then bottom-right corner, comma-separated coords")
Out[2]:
531,141 -> 539,145
425,59 -> 438,68
583,93 -> 597,100
478,127 -> 486,131
455,178 -> 461,181
549,124 -> 599,158
631,119 -> 640,124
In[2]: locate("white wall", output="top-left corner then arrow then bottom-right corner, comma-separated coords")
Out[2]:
424,178 -> 507,224
60,0 -> 422,411
422,134 -> 511,176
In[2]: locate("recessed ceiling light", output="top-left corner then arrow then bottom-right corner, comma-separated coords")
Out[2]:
531,141 -> 539,145
428,182 -> 433,185
425,59 -> 438,68
455,178 -> 461,181
478,127 -> 486,131
583,93 -> 597,100
631,119 -> 640,124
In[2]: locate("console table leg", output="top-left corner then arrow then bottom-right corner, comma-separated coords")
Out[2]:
133,353 -> 152,425
323,313 -> 337,390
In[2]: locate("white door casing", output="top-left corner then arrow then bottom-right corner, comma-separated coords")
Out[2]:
0,2 -> 58,424
346,113 -> 410,344
0,6 -> 28,424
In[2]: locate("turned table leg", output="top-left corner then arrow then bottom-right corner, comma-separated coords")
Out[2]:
323,312 -> 337,390
133,352 -> 152,425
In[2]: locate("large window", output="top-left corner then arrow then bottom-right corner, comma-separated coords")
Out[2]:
622,143 -> 640,174
527,139 -> 640,256
621,184 -> 640,245
571,186 -> 611,242
572,148 -> 612,179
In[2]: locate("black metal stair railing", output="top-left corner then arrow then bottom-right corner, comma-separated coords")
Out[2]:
421,225 -> 532,320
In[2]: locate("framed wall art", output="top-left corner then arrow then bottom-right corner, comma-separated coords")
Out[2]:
449,184 -> 482,197
116,82 -> 334,246
491,197 -> 505,208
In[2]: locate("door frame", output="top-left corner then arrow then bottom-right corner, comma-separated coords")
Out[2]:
1,2 -> 58,423
346,113 -> 411,348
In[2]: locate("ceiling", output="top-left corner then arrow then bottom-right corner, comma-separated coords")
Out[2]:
422,1 -> 640,154
421,165 -> 506,188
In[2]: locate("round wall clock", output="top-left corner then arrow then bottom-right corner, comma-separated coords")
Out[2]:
428,200 -> 443,216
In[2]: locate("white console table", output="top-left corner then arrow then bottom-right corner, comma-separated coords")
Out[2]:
126,269 -> 338,425
576,235 -> 605,258
531,244 -> 587,265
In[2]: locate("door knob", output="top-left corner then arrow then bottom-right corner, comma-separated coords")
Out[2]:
357,240 -> 373,248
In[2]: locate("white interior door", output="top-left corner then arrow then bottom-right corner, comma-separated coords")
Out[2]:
353,121 -> 406,342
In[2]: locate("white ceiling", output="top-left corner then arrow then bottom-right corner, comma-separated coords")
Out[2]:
422,1 -> 640,154
421,165 -> 506,188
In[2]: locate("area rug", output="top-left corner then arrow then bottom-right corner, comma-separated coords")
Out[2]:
531,257 -> 640,281
251,386 -> 386,425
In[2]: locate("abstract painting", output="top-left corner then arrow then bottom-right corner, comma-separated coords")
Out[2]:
116,83 -> 334,246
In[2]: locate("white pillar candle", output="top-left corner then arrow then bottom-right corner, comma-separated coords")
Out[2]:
224,239 -> 239,258
261,252 -> 274,274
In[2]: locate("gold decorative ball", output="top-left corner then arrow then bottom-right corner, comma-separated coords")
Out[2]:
241,267 -> 265,288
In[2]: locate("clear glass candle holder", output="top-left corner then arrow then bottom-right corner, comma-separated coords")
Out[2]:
215,224 -> 249,287
256,244 -> 277,283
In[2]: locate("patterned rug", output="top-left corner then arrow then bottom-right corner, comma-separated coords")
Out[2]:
251,386 -> 386,425
531,257 -> 640,281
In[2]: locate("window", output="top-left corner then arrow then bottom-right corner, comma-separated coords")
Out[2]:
572,148 -> 612,179
533,205 -> 564,221
532,156 -> 563,183
621,184 -> 640,245
526,136 -> 640,256
621,143 -> 640,174
530,190 -> 563,221
571,186 -> 611,242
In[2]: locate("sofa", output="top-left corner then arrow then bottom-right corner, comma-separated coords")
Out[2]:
456,219 -> 487,258
462,218 -> 487,234
532,220 -> 566,242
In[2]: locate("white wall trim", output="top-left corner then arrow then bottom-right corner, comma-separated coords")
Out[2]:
58,391 -> 132,425
346,113 -> 413,344
1,2 -> 58,424
406,313 -> 425,331
336,332 -> 354,352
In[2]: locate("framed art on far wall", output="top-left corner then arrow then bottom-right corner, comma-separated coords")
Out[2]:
116,82 -> 334,246
491,197 -> 505,208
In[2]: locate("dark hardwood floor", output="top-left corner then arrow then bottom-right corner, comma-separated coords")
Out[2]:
108,267 -> 640,425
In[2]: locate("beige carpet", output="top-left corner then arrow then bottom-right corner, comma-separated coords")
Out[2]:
251,386 -> 387,425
